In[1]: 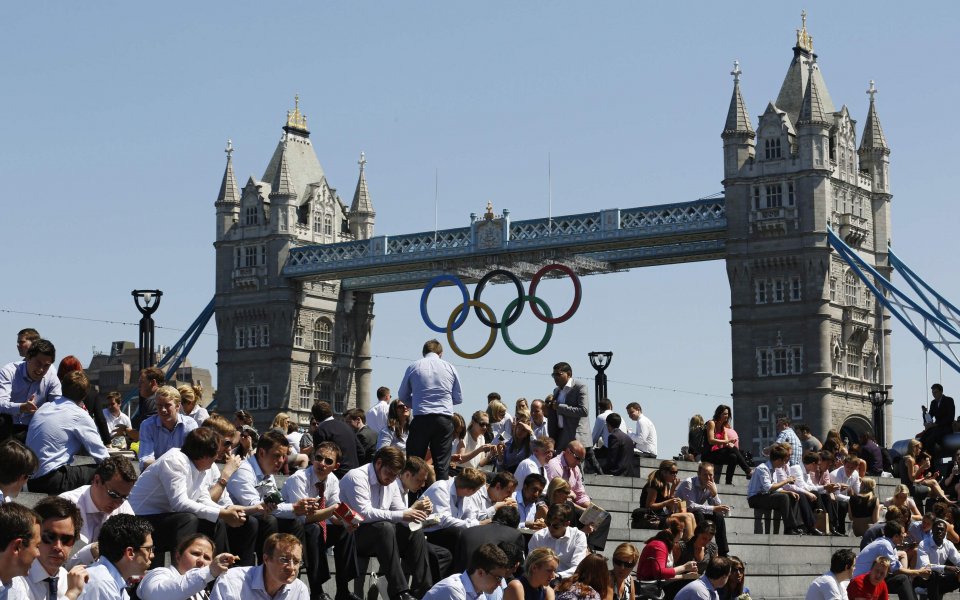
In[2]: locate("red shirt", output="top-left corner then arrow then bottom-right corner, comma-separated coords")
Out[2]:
847,573 -> 889,600
637,539 -> 676,579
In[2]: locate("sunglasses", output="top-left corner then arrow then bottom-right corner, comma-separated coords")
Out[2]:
668,470 -> 679,475
105,488 -> 130,501
567,449 -> 585,462
316,456 -> 336,466
41,531 -> 76,546
474,420 -> 489,428
613,559 -> 636,569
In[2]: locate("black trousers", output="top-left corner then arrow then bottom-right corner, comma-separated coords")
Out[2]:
296,521 -> 358,600
887,572 -> 918,600
248,513 -> 304,563
702,447 -> 752,485
425,527 -> 462,559
925,569 -> 960,600
225,515 -> 258,566
27,464 -> 98,495
427,542 -> 453,585
354,521 -> 431,598
694,511 -> 728,556
747,492 -> 802,531
141,513 -> 228,569
407,414 -> 454,480
583,447 -> 603,475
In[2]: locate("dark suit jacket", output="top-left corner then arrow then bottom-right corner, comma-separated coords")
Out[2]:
605,428 -> 635,476
547,379 -> 591,450
931,395 -> 955,430
314,417 -> 360,478
452,522 -> 525,573
356,425 -> 378,465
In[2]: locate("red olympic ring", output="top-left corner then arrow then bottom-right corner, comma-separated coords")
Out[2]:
528,263 -> 582,324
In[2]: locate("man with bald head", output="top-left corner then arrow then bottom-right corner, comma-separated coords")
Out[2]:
544,440 -> 612,552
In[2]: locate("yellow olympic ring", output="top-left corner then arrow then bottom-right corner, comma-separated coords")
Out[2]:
445,300 -> 498,360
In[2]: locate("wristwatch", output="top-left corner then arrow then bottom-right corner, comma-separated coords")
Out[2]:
217,477 -> 228,487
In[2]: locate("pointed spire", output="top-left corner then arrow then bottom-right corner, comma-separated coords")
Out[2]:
283,94 -> 310,136
796,10 -> 814,53
271,143 -> 296,198
216,139 -> 240,205
860,80 -> 889,152
723,61 -> 755,138
350,151 -> 373,214
798,58 -> 829,125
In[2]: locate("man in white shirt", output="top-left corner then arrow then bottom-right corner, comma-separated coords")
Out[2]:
280,441 -> 359,600
626,402 -> 658,457
675,557 -> 732,600
127,428 -> 248,568
60,457 -> 137,568
515,474 -> 547,530
101,393 -> 131,448
530,399 -> 549,439
513,437 -> 554,493
365,386 -> 391,439
12,497 -> 87,600
422,468 -> 486,556
805,549 -> 855,600
0,503 -> 42,599
422,543 -> 511,600
339,446 -> 430,600
226,430 -> 313,565
918,519 -> 960,600
830,454 -> 861,536
78,514 -> 154,600
527,504 -> 587,578
209,533 -> 309,600
462,472 -> 518,525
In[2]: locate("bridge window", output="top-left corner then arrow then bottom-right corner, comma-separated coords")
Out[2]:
787,182 -> 795,206
299,387 -> 312,410
829,277 -> 837,302
754,280 -> 767,304
324,215 -> 333,236
313,318 -> 332,351
315,383 -> 332,402
294,326 -> 304,348
757,345 -> 803,377
764,138 -> 782,160
235,327 -> 246,349
791,404 -> 803,420
245,206 -> 259,226
757,405 -> 769,422
844,272 -> 860,306
790,277 -> 802,301
340,334 -> 351,355
765,184 -> 783,208
313,211 -> 322,234
235,325 -> 269,349
334,393 -> 345,414
235,384 -> 268,411
846,347 -> 860,378
773,279 -> 785,303
752,187 -> 761,210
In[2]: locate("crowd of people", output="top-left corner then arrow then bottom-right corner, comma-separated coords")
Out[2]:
3,328 -> 960,600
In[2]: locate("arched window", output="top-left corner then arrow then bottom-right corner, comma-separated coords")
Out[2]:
313,318 -> 331,351
844,271 -> 860,307
323,215 -> 333,236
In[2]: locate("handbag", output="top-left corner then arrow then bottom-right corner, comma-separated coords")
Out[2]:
631,507 -> 663,529
636,556 -> 667,600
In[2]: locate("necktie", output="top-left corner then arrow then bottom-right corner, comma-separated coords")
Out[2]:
45,575 -> 58,600
539,464 -> 546,477
315,481 -> 327,542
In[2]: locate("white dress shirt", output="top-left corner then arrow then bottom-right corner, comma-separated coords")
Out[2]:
422,479 -> 479,532
462,485 -> 496,523
528,526 -> 588,578
805,571 -> 846,600
77,558 -> 128,600
280,467 -> 339,525
11,560 -> 67,600
531,418 -> 549,439
184,406 -> 210,427
422,571 -> 481,600
0,578 -> 28,600
633,413 -> 658,455
918,537 -> 960,573
227,456 -> 295,518
490,412 -> 513,444
210,565 -> 309,600
365,401 -> 390,439
339,463 -> 406,523
830,467 -> 860,503
59,485 -> 134,567
461,432 -> 486,469
128,449 -> 221,522
102,410 -> 132,432
138,565 -> 214,600
513,456 -> 547,491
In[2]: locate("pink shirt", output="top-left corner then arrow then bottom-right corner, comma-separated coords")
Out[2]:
545,453 -> 590,505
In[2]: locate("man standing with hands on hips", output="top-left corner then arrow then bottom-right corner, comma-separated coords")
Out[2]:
546,362 -> 598,472
399,340 -> 462,481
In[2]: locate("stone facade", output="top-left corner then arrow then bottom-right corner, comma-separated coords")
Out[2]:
722,22 -> 893,455
214,100 -> 375,430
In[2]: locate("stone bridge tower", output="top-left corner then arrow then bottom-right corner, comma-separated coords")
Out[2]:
722,16 -> 893,455
214,99 -> 376,429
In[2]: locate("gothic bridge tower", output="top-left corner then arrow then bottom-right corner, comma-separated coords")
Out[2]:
214,98 -> 376,429
723,16 -> 892,455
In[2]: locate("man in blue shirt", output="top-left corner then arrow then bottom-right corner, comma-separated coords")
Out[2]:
766,416 -> 803,467
0,339 -> 61,441
422,543 -> 511,600
78,514 -> 154,600
399,339 -> 463,481
746,444 -> 805,534
675,556 -> 732,600
26,371 -> 109,494
855,521 -> 931,600
137,385 -> 198,469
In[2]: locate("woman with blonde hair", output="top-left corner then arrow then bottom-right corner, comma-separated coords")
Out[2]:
489,399 -> 514,443
640,460 -> 696,538
902,439 -> 953,503
849,477 -> 882,535
178,384 -> 209,425
610,543 -> 638,600
885,483 -> 923,524
504,546 -> 559,600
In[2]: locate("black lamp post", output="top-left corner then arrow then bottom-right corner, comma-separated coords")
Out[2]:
588,351 -> 613,416
132,290 -> 163,371
867,389 -> 889,447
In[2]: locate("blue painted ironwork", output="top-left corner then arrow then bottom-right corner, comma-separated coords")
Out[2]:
828,229 -> 960,375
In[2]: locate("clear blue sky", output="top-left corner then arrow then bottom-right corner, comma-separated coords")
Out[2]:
2,2 -> 958,455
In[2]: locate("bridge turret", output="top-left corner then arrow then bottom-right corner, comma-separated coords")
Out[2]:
268,142 -> 298,234
349,152 -> 375,240
858,81 -> 891,196
795,59 -> 832,171
215,139 -> 240,241
721,60 -> 755,178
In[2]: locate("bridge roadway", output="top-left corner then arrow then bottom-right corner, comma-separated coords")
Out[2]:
23,455 -> 893,599
283,197 -> 727,293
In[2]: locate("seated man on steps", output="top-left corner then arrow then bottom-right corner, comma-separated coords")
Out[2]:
544,440 -> 612,552
422,467 -> 487,559
746,442 -> 805,535
513,436 -> 553,490
676,462 -> 731,556
855,521 -> 931,600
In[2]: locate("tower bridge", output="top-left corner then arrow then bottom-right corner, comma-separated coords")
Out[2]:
213,18 -> 894,457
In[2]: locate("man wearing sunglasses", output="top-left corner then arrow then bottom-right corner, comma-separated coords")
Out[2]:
12,497 -> 88,600
60,457 -> 137,568
280,441 -> 361,600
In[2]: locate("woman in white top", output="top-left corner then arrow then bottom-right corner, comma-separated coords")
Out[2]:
488,399 -> 514,444
454,410 -> 496,469
138,533 -> 236,600
377,399 -> 410,451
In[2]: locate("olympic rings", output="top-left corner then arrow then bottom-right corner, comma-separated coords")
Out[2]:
420,274 -> 470,333
418,264 -> 581,359
473,269 -> 524,329
529,263 -> 582,324
446,300 -> 498,359
501,295 -> 553,355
